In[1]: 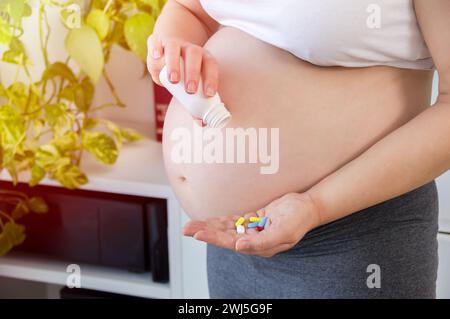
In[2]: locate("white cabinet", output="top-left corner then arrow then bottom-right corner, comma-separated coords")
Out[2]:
437,171 -> 450,298
437,234 -> 450,298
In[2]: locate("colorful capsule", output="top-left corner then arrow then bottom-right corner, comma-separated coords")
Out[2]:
249,217 -> 261,222
258,216 -> 268,228
235,217 -> 245,227
236,225 -> 245,234
256,226 -> 264,232
248,222 -> 259,228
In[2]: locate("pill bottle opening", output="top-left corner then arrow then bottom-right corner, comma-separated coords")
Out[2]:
203,103 -> 231,129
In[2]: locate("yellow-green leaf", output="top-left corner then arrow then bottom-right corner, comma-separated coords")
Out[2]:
26,197 -> 49,214
4,0 -> 26,25
1,222 -> 26,249
65,25 -> 104,83
0,233 -> 13,256
74,77 -> 94,112
42,62 -> 77,84
0,15 -> 13,46
105,120 -> 122,147
44,103 -> 75,135
82,131 -> 118,165
2,37 -> 29,65
52,131 -> 78,153
86,9 -> 110,40
124,13 -> 155,61
11,201 -> 29,220
35,144 -> 61,169
29,165 -> 46,187
121,128 -> 143,142
54,162 -> 88,189
6,82 -> 28,111
60,4 -> 81,29
0,105 -> 25,150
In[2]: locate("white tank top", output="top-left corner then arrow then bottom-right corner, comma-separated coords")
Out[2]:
200,0 -> 434,70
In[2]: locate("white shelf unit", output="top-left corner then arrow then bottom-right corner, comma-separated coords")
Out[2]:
0,138 -> 209,299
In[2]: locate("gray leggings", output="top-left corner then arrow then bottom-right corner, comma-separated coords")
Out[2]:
207,181 -> 439,298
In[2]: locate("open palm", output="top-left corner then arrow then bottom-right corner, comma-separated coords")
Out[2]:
183,193 -> 321,257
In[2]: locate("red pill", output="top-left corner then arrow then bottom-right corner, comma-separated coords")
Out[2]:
256,226 -> 264,232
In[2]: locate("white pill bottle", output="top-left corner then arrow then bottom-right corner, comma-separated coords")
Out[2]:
159,62 -> 231,128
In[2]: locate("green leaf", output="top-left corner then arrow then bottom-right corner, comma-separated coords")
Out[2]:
35,144 -> 61,170
82,131 -> 118,165
83,118 -> 98,129
54,162 -> 88,189
4,0 -> 26,26
29,165 -> 46,187
0,222 -> 26,255
108,17 -> 128,49
6,82 -> 28,111
124,12 -> 155,61
74,77 -> 94,112
41,62 -> 77,84
52,131 -> 78,153
23,4 -> 32,17
2,37 -> 29,65
105,120 -> 122,147
65,24 -> 104,83
86,9 -> 110,40
11,201 -> 29,220
120,127 -> 143,142
26,197 -> 49,214
0,15 -> 13,46
91,0 -> 109,10
60,4 -> 81,29
44,103 -> 75,136
0,105 -> 25,153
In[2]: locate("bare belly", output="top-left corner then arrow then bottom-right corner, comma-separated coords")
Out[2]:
162,27 -> 433,220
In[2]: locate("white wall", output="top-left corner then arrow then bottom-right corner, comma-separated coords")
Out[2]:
432,72 -> 450,231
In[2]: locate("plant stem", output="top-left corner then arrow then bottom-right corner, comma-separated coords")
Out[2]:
0,210 -> 14,224
104,0 -> 114,13
103,69 -> 125,107
0,190 -> 28,199
39,1 -> 49,69
90,102 -> 122,112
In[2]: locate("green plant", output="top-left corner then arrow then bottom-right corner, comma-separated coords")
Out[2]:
0,0 -> 166,255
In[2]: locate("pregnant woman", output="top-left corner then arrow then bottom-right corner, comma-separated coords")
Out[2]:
147,0 -> 450,298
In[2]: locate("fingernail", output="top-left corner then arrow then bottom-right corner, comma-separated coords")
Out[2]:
169,71 -> 179,82
205,85 -> 216,97
152,48 -> 161,59
186,81 -> 197,93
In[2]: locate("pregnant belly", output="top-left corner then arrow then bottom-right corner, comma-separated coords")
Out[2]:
162,27 -> 433,220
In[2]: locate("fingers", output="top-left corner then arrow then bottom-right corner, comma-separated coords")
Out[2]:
193,229 -> 236,250
147,35 -> 165,85
183,45 -> 202,94
164,39 -> 181,83
147,36 -> 219,98
235,222 -> 296,256
182,220 -> 207,236
201,51 -> 219,97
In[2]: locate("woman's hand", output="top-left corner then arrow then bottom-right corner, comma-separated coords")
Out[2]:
183,193 -> 322,257
147,34 -> 219,97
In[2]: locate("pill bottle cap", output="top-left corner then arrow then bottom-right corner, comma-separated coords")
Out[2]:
202,102 -> 231,128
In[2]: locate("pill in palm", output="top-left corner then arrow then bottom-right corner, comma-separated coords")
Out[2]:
249,217 -> 261,222
235,217 -> 245,227
258,216 -> 268,228
236,225 -> 245,234
248,222 -> 259,228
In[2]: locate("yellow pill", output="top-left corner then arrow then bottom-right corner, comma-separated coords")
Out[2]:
235,217 -> 245,227
249,217 -> 261,222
